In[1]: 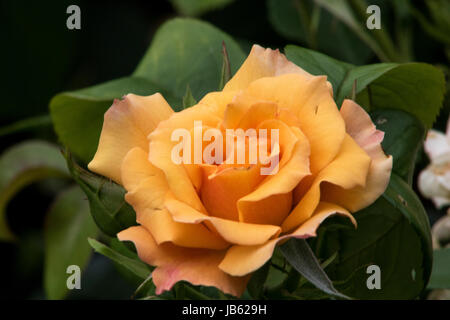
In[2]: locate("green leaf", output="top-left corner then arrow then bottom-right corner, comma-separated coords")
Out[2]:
315,174 -> 433,299
247,262 -> 270,299
335,63 -> 398,104
284,45 -> 445,127
134,18 -> 245,101
88,238 -> 151,280
44,185 -> 98,299
428,248 -> 450,289
50,77 -> 177,163
280,238 -> 350,299
132,274 -> 156,299
183,85 -> 197,109
64,152 -> 137,237
109,238 -> 152,286
370,109 -> 425,185
356,63 -> 446,128
267,0 -> 372,64
169,0 -> 235,16
0,141 -> 69,241
176,283 -> 213,300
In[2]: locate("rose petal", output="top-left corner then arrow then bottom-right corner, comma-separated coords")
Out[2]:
121,148 -> 228,250
118,226 -> 249,297
431,197 -> 450,209
121,148 -> 168,214
219,202 -> 355,276
138,208 -> 229,250
243,74 -> 345,174
424,129 -> 450,161
223,44 -> 325,92
237,192 -> 293,226
200,163 -> 265,221
148,104 -> 222,213
164,195 -> 281,246
418,163 -> 450,209
284,134 -> 370,232
198,90 -> 239,118
236,102 -> 278,130
88,93 -> 173,184
121,147 -> 165,192
237,124 -> 311,225
321,99 -> 392,212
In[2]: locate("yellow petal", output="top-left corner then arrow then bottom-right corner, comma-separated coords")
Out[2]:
118,226 -> 249,297
198,90 -> 239,118
164,195 -> 281,246
220,95 -> 277,130
237,123 -> 311,225
238,192 -> 293,226
148,104 -> 221,213
236,102 -> 278,130
184,163 -> 203,192
219,202 -> 355,276
121,148 -> 228,250
121,147 -> 164,192
200,161 -> 265,221
283,134 -> 371,232
88,93 -> 173,184
121,148 -> 168,216
138,209 -> 229,250
276,108 -> 301,127
125,177 -> 168,217
243,74 -> 345,173
223,44 -> 317,92
322,99 -> 392,212
240,122 -> 310,200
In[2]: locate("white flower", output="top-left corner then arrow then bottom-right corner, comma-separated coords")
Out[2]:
418,117 -> 450,208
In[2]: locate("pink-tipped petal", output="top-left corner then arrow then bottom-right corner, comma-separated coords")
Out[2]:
88,93 -> 173,184
118,226 -> 249,297
322,99 -> 392,212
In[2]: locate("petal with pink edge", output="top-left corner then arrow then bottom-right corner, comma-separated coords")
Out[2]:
118,226 -> 249,297
88,93 -> 173,184
322,99 -> 392,212
223,44 -> 332,93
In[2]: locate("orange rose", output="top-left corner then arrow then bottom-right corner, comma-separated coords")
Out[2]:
88,45 -> 392,297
